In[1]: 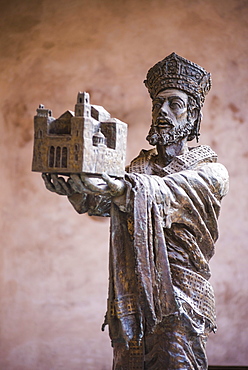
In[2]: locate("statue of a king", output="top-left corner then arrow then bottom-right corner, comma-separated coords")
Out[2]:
42,53 -> 229,370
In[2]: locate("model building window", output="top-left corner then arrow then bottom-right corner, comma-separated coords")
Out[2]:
55,147 -> 61,168
48,146 -> 67,168
62,147 -> 68,168
49,146 -> 55,167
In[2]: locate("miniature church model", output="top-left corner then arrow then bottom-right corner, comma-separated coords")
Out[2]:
32,92 -> 128,177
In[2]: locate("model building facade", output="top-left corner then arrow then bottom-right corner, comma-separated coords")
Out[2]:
32,92 -> 128,177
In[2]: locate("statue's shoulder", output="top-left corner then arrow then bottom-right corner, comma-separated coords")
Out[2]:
186,145 -> 218,167
184,146 -> 229,198
126,148 -> 157,174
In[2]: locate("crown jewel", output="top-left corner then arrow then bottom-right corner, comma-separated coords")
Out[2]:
144,52 -> 211,106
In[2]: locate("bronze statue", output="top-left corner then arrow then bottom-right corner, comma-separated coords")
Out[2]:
39,53 -> 229,369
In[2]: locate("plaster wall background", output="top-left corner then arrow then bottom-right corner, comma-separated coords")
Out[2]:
0,0 -> 247,368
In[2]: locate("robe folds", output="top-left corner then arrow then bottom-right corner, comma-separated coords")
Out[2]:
107,159 -> 229,345
68,145 -> 229,369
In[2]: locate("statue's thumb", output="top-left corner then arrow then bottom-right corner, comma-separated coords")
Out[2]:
102,173 -> 111,184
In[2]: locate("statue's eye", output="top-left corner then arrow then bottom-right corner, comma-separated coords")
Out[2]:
152,103 -> 162,111
169,100 -> 184,109
152,98 -> 164,111
152,104 -> 159,111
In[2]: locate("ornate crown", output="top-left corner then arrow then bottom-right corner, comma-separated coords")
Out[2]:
144,52 -> 212,106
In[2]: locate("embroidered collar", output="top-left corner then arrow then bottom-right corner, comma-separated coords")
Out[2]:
158,145 -> 218,176
128,145 -> 217,176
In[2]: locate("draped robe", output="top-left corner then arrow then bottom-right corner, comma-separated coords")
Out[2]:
68,145 -> 229,370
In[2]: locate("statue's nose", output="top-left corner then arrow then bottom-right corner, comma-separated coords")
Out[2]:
160,103 -> 168,115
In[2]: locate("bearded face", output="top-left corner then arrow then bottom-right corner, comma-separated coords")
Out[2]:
146,89 -> 196,146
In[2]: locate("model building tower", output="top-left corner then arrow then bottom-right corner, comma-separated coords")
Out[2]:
32,92 -> 128,177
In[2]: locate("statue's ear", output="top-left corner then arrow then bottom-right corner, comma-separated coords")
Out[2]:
190,107 -> 199,122
187,108 -> 202,142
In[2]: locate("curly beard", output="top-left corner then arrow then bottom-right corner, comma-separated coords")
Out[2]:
146,119 -> 194,146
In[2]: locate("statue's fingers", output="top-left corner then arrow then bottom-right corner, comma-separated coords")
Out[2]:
42,173 -> 56,192
83,178 -> 100,192
79,173 -> 91,189
81,174 -> 106,193
101,173 -> 117,192
79,173 -> 87,184
70,174 -> 81,185
70,174 -> 84,192
57,176 -> 72,195
101,173 -> 112,184
68,175 -> 90,194
102,173 -> 125,196
51,174 -> 60,188
68,177 -> 81,193
51,174 -> 66,195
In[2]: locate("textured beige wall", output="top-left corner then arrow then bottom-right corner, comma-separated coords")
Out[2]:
0,0 -> 247,368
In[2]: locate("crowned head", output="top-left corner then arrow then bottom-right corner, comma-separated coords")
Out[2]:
144,53 -> 212,144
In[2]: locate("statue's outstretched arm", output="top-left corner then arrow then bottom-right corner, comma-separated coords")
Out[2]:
42,172 -> 126,216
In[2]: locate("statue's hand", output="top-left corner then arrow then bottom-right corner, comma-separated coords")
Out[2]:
42,173 -> 126,198
80,173 -> 126,197
42,173 -> 75,196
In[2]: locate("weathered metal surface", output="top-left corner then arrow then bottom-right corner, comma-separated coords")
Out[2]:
39,53 -> 229,369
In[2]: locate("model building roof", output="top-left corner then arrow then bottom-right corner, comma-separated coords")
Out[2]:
49,110 -> 74,135
91,104 -> 111,121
